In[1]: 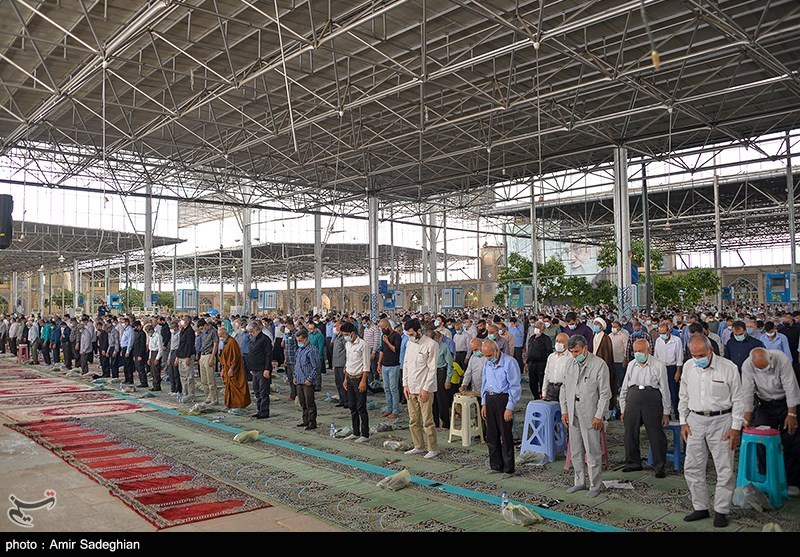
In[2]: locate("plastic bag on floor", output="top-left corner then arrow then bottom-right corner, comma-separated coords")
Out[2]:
366,401 -> 378,410
383,440 -> 412,451
515,451 -> 547,467
186,402 -> 208,415
334,426 -> 353,438
233,430 -> 260,443
376,422 -> 400,432
376,469 -> 411,491
138,391 -> 156,398
763,523 -> 783,532
368,379 -> 384,393
733,482 -> 774,512
501,502 -> 543,526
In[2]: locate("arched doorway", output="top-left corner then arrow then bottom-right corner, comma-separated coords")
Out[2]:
302,297 -> 312,313
409,291 -> 421,308
464,288 -> 478,308
361,294 -> 370,313
199,297 -> 213,312
343,295 -> 351,312
321,293 -> 331,310
729,277 -> 758,307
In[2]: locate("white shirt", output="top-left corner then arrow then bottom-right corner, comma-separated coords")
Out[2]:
9,322 -> 19,337
678,353 -> 744,429
542,351 -> 569,393
708,332 -> 725,357
28,323 -> 39,343
402,335 -> 438,394
148,332 -> 163,353
609,330 -> 629,363
654,334 -> 683,367
619,356 -> 672,415
453,330 -> 470,352
462,353 -> 485,393
741,350 -> 800,413
344,335 -> 370,377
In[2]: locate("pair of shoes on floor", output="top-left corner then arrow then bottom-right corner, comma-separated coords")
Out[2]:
622,465 -> 643,473
251,413 -> 269,419
353,436 -> 369,443
343,434 -> 359,441
684,509 -> 728,528
304,425 -> 317,431
404,448 -> 425,455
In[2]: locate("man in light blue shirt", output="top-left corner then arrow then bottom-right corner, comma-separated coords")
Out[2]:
760,322 -> 793,361
507,317 -> 525,373
480,339 -> 521,476
120,318 -> 134,384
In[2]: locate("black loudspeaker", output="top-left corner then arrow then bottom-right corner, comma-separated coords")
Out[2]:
0,194 -> 12,249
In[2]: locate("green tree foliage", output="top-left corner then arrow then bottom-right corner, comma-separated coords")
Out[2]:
560,276 -> 594,307
538,256 -> 567,302
591,280 -> 618,308
51,289 -> 73,309
119,287 -> 143,309
653,269 -> 721,308
493,292 -> 507,307
497,252 -> 532,284
157,292 -> 174,310
598,240 -> 664,271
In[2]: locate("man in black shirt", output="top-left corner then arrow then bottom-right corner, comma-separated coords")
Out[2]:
780,312 -> 800,381
475,319 -> 488,340
248,321 -> 273,419
129,321 -> 148,387
97,322 -> 110,377
525,320 -> 553,398
176,317 -> 196,403
377,318 -> 402,419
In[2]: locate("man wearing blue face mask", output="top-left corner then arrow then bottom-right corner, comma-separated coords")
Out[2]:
294,329 -> 320,430
560,335 -> 611,498
655,321 -> 684,420
620,339 -> 672,477
679,335 -> 744,528
480,339 -> 521,476
725,321 -> 764,374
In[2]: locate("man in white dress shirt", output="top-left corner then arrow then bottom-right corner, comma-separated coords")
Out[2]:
402,318 -> 439,459
620,339 -> 671,477
679,335 -> 744,528
542,332 -> 570,401
654,322 -> 684,420
741,348 -> 800,496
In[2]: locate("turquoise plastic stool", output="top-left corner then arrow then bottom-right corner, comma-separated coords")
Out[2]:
736,427 -> 788,509
647,421 -> 685,471
520,400 -> 567,463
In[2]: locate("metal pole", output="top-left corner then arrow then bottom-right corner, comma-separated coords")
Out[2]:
172,246 -> 177,314
530,181 -> 539,311
368,195 -> 380,322
340,270 -> 345,311
294,278 -> 299,315
443,212 -> 448,288
314,212 -> 323,313
89,259 -> 94,315
613,147 -> 631,317
642,163 -> 652,314
144,182 -> 153,309
73,260 -> 79,312
429,211 -> 438,314
48,272 -> 52,315
242,207 -> 252,315
39,271 -> 45,315
788,130 -> 796,275
104,263 -> 110,301
286,262 -> 292,314
476,215 -> 481,307
219,244 -> 224,315
421,215 -> 429,310
390,209 -> 396,290
713,154 -> 723,309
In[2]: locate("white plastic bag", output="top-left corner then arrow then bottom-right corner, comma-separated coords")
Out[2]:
733,482 -> 774,512
501,502 -> 543,525
233,429 -> 260,443
515,451 -> 547,467
383,440 -> 412,451
376,469 -> 411,491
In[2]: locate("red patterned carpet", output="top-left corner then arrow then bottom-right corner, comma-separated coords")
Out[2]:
7,418 -> 272,529
0,400 -> 152,422
0,390 -> 119,408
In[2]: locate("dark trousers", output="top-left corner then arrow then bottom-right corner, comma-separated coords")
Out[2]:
9,337 -> 17,357
285,363 -> 297,399
528,361 -> 546,398
399,368 -> 406,404
252,372 -> 271,417
326,338 -> 334,369
148,351 -> 161,389
432,366 -> 451,428
665,365 -> 680,419
754,398 -> 800,487
334,367 -> 349,408
100,353 -> 111,377
485,393 -> 515,473
623,387 -> 667,473
297,383 -> 317,427
346,376 -> 369,437
109,352 -> 120,379
0,333 -> 6,353
167,350 -> 180,392
455,351 -> 467,370
369,356 -> 379,383
30,338 -> 41,364
123,350 -> 135,383
52,344 -> 60,366
513,347 -> 524,373
63,342 -> 73,370
242,354 -> 252,381
79,352 -> 90,375
42,343 -> 51,365
615,363 -> 626,395
135,356 -> 148,386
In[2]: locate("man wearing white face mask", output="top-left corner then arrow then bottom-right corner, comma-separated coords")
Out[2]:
342,322 -> 371,442
560,335 -> 611,498
542,316 -> 558,343
620,339 -> 671,476
609,321 -> 629,393
402,318 -> 439,458
542,332 -> 570,401
655,321 -> 684,420
525,321 -> 552,398
434,316 -> 452,340
175,317 -> 196,403
679,335 -> 744,528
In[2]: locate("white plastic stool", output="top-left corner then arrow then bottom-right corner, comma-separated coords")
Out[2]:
448,393 -> 484,447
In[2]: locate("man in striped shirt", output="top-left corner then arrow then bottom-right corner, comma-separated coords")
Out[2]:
362,319 -> 381,382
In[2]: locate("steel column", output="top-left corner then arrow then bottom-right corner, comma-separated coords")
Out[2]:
530,182 -> 539,311
172,246 -> 177,313
613,147 -> 631,317
421,216 -> 429,310
713,156 -> 723,309
368,195 -> 380,322
443,212 -> 448,288
242,207 -> 252,315
642,163 -> 652,313
39,271 -> 45,315
73,259 -> 79,312
144,182 -> 153,309
314,212 -> 323,313
429,211 -> 438,314
788,131 -> 796,275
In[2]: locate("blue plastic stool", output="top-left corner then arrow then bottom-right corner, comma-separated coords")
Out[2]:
647,421 -> 685,471
736,427 -> 789,509
520,400 -> 567,463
